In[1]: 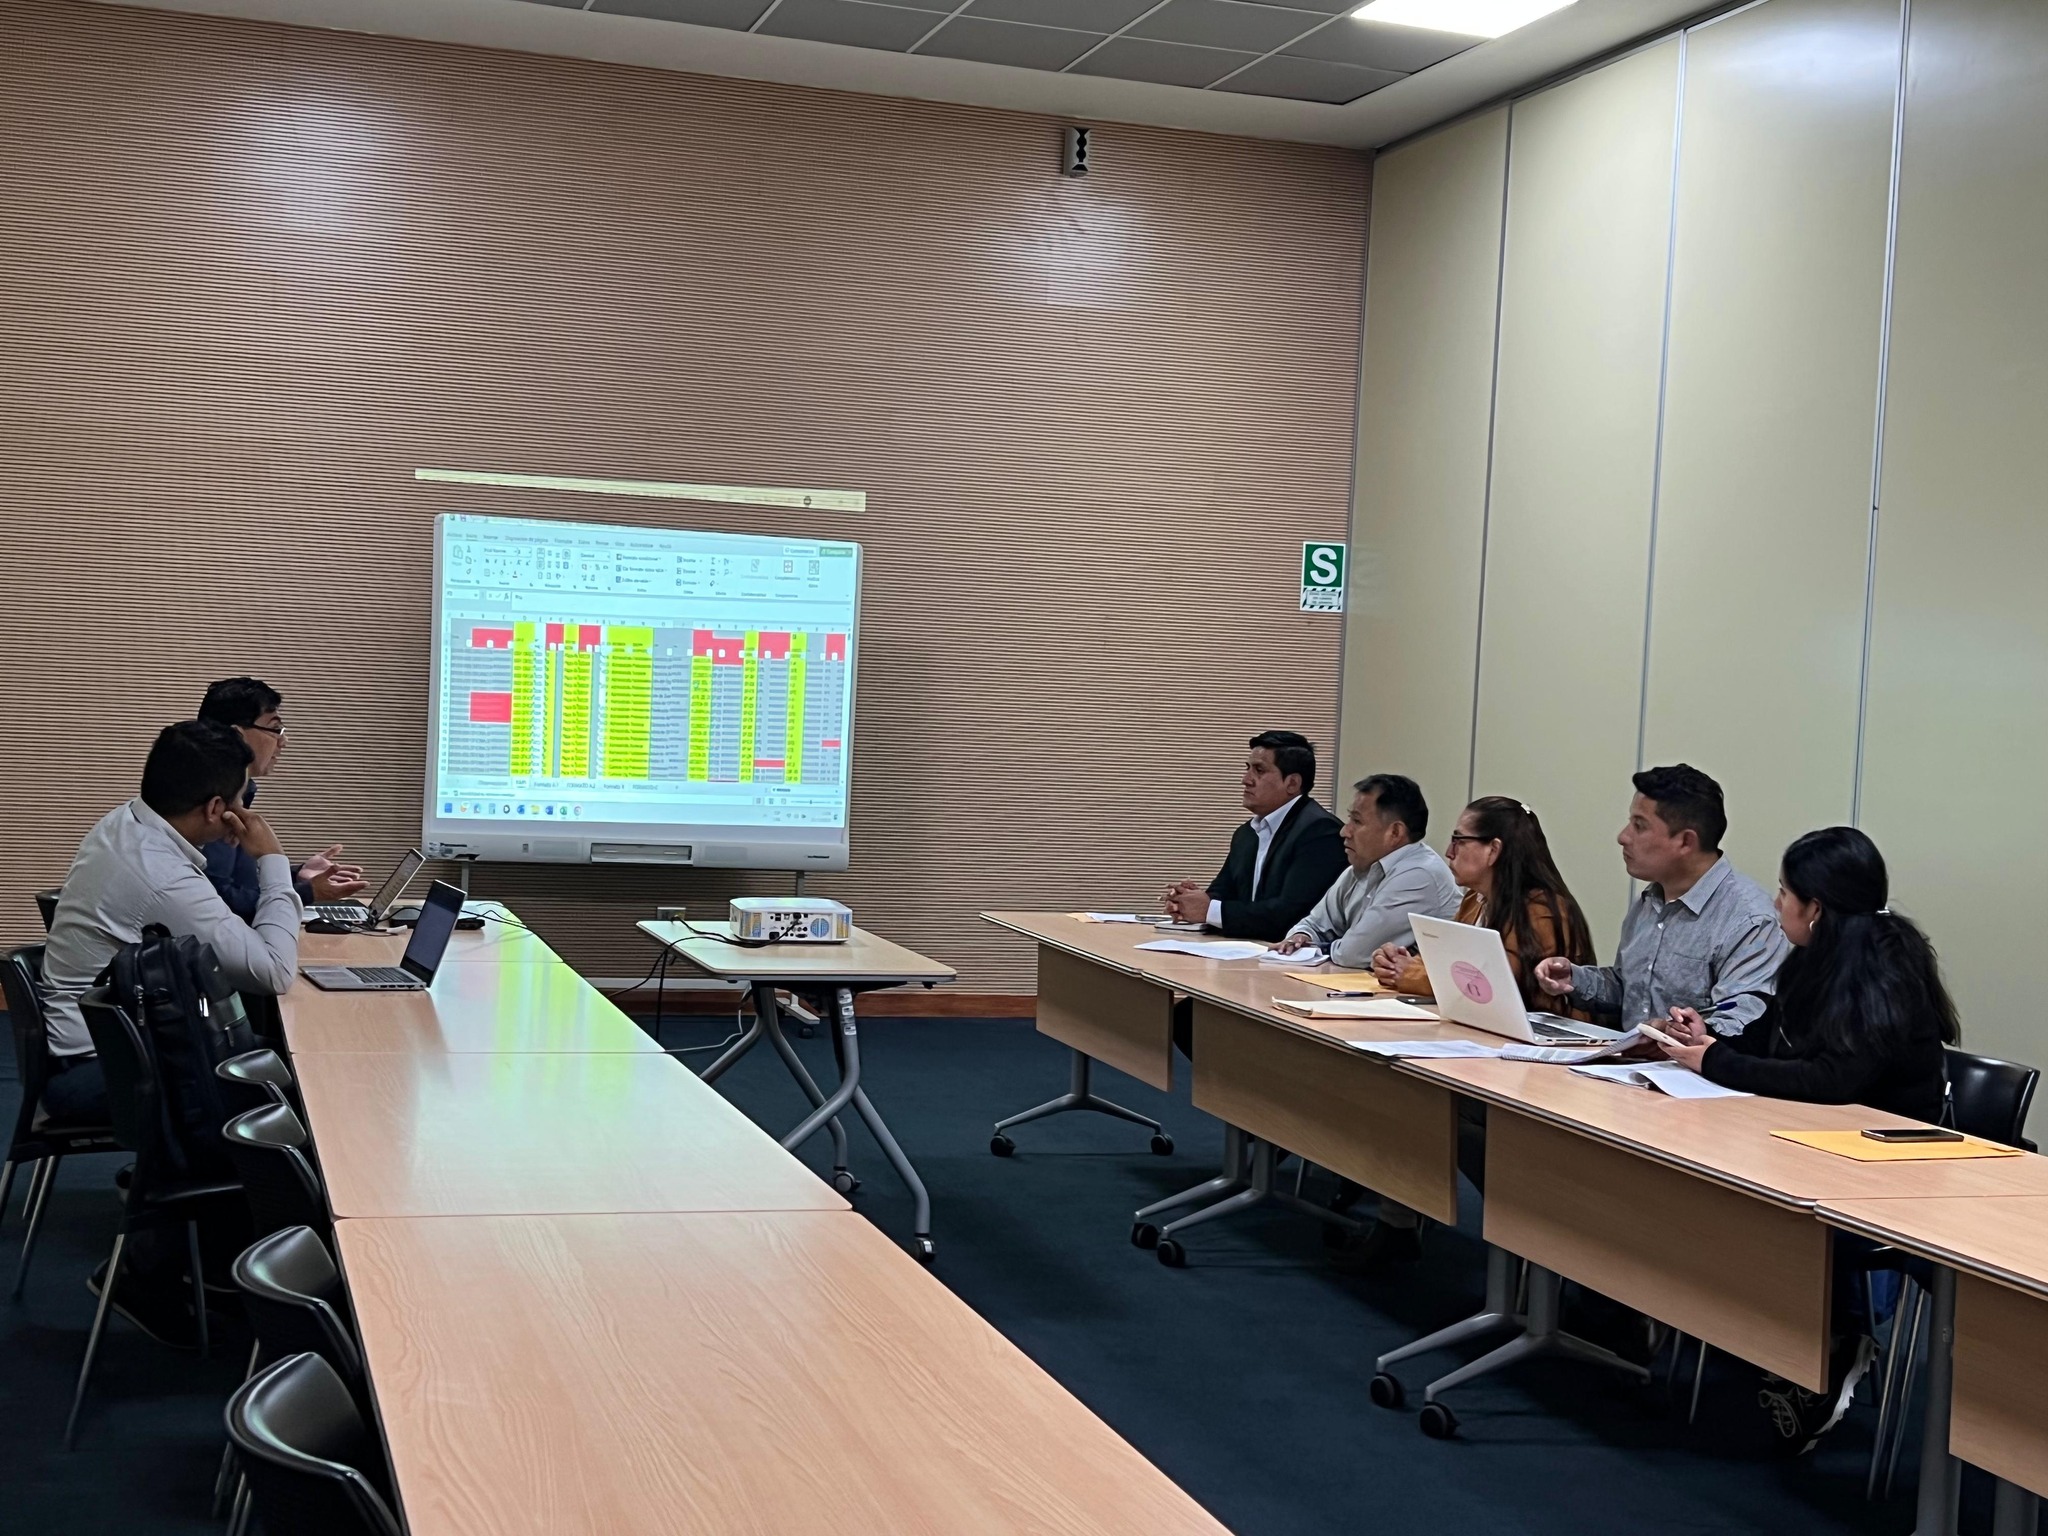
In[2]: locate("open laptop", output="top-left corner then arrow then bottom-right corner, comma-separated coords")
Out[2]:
301,880 -> 464,992
1410,914 -> 1622,1046
304,848 -> 427,928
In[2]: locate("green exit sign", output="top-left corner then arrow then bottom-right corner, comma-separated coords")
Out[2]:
1301,542 -> 1345,613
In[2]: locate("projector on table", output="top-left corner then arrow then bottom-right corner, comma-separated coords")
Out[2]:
729,897 -> 853,943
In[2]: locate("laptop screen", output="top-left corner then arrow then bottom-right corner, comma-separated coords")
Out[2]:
400,881 -> 465,983
364,849 -> 427,920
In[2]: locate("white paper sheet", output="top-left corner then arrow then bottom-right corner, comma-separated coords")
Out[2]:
1345,1038 -> 1503,1060
1498,1027 -> 1644,1065
1134,939 -> 1272,961
1568,1062 -> 1751,1099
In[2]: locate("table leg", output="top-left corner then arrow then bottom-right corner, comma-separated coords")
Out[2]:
1992,1481 -> 2040,1536
783,989 -> 935,1260
754,985 -> 852,1184
1914,1264 -> 1961,1536
697,1009 -> 763,1084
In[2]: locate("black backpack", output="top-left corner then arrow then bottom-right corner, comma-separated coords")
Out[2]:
98,926 -> 259,1176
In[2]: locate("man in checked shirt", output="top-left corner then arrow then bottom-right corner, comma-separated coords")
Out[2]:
1535,763 -> 1787,1034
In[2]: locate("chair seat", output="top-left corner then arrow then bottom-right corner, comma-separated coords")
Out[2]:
19,1111 -> 122,1151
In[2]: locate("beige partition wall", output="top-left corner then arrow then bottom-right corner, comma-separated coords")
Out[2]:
1341,108 -> 1508,818
1859,0 -> 2048,1064
1638,0 -> 1900,884
1470,41 -> 1681,939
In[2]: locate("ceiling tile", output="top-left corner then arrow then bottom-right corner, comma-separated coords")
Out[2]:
917,18 -> 1106,70
590,0 -> 774,25
1066,37 -> 1258,88
1285,17 -> 1475,71
1130,0 -> 1326,52
756,0 -> 948,50
966,0 -> 1156,27
1215,52 -> 1403,101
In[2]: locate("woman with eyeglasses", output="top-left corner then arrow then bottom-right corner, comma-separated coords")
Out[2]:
1654,825 -> 1958,1121
1369,795 -> 1598,1010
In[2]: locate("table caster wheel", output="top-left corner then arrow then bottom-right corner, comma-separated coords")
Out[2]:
912,1238 -> 936,1263
1419,1403 -> 1458,1439
1157,1238 -> 1188,1269
1149,1133 -> 1174,1156
830,1170 -> 860,1195
989,1134 -> 1016,1157
1369,1373 -> 1405,1409
1131,1222 -> 1161,1250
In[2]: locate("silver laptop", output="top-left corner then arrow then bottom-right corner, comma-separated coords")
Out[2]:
1410,914 -> 1620,1045
301,880 -> 463,992
304,848 -> 427,928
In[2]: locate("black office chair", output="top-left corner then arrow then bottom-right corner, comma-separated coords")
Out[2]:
223,1102 -> 329,1242
33,889 -> 59,932
1862,1046 -> 2043,1496
235,1226 -> 363,1391
69,986 -> 242,1447
226,1353 -> 403,1536
2,945 -> 120,1299
216,1048 -> 300,1115
1945,1047 -> 2038,1150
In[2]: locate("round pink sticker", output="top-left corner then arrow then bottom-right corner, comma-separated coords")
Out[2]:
1450,961 -> 1493,1005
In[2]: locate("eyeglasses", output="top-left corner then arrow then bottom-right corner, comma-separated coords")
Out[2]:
246,722 -> 287,738
1446,833 -> 1492,850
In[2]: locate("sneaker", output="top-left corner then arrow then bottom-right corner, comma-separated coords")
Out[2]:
1328,1221 -> 1423,1272
86,1261 -> 202,1351
1758,1335 -> 1875,1455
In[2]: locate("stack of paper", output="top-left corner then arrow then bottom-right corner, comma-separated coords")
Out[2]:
1568,1062 -> 1750,1099
1261,946 -> 1324,966
1134,939 -> 1272,961
1269,996 -> 1440,1022
1069,912 -> 1168,924
1346,1039 -> 1503,1060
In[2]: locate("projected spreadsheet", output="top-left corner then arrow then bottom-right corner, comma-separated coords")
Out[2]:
432,516 -> 857,829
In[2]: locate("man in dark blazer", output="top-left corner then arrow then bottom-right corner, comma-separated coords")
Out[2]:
1162,731 -> 1347,941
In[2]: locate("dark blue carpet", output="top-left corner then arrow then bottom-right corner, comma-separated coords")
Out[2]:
0,1015 -> 2025,1533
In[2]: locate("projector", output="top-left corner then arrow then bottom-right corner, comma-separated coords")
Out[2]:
729,896 -> 853,944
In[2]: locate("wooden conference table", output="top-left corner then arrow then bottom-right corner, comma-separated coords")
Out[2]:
984,911 -> 2048,1515
284,910 -> 1227,1536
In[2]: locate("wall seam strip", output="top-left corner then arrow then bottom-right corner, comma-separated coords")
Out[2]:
1852,0 -> 1913,827
1466,105 -> 1515,804
1332,151 -> 1373,804
1633,30 -> 1689,783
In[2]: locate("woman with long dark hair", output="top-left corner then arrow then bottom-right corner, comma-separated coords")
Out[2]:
1656,826 -> 1958,1121
1371,795 -> 1598,1006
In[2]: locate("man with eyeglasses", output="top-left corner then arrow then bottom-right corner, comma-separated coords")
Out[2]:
196,677 -> 366,918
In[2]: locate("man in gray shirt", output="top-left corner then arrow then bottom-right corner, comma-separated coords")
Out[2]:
1535,763 -> 1785,1036
41,720 -> 302,1128
1275,774 -> 1461,971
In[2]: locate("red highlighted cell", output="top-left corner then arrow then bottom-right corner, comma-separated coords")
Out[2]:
468,692 -> 513,724
470,627 -> 514,650
578,624 -> 603,650
820,739 -> 841,749
545,623 -> 565,647
753,759 -> 785,770
825,634 -> 847,663
756,632 -> 791,661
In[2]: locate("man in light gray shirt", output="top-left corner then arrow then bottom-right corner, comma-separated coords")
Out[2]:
41,720 -> 302,1126
1535,763 -> 1785,1036
1275,774 -> 1461,971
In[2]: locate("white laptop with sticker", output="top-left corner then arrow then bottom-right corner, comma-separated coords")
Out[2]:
1409,914 -> 1621,1046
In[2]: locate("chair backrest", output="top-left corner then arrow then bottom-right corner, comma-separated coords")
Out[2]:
1946,1047 -> 2039,1149
34,889 -> 59,932
225,1353 -> 403,1536
224,1102 -> 329,1239
3,945 -> 50,1108
216,1048 -> 297,1112
78,987 -> 171,1188
233,1226 -> 364,1389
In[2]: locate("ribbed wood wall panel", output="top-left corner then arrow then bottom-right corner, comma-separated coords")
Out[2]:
0,0 -> 1365,988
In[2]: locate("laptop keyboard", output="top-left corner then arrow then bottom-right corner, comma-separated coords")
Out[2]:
347,967 -> 417,986
1530,1016 -> 1599,1041
310,904 -> 371,923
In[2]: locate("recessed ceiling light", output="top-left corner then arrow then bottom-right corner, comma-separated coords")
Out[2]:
1349,0 -> 1579,39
